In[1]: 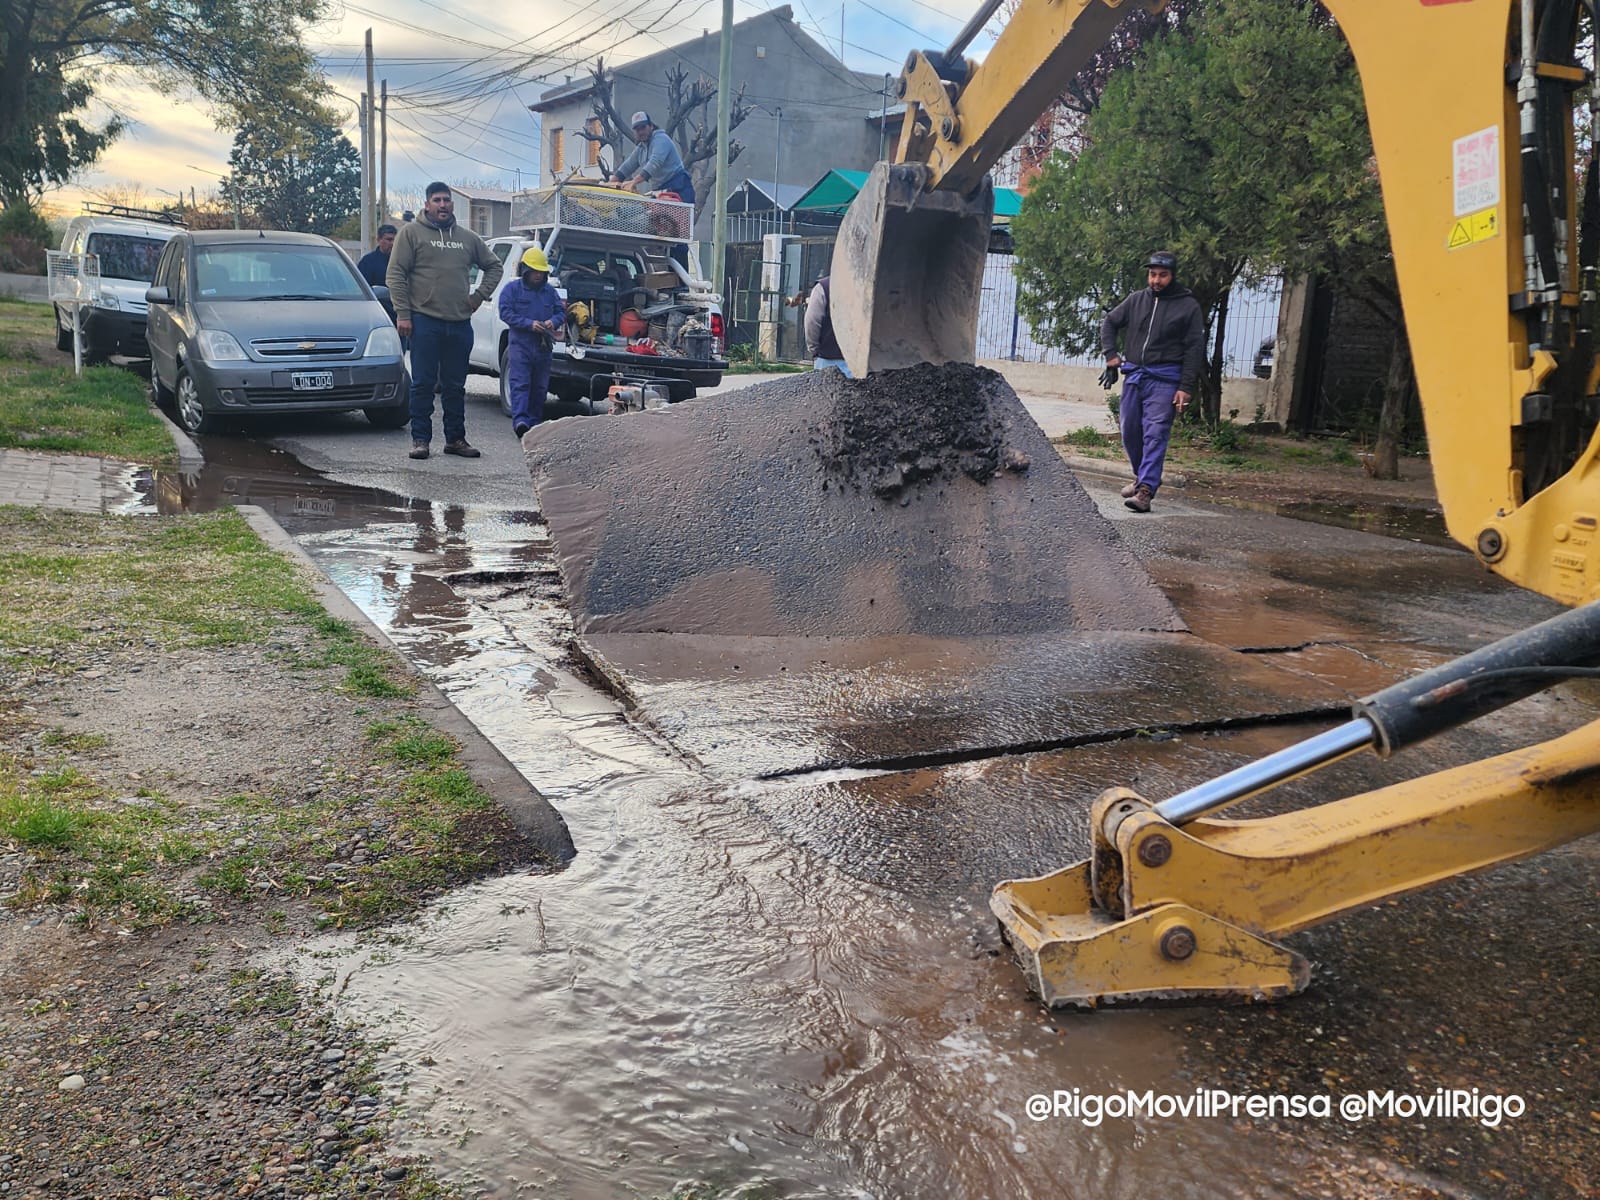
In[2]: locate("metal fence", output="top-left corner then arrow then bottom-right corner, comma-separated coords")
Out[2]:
725,235 -> 835,361
975,253 -> 1284,378
723,234 -> 1284,376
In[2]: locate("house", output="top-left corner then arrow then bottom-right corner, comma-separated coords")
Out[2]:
726,177 -> 811,241
528,6 -> 893,239
447,184 -> 515,238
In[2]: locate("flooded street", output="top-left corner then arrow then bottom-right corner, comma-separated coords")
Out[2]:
129,412 -> 1597,1199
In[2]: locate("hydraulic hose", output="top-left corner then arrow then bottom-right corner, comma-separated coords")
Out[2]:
1154,601 -> 1600,826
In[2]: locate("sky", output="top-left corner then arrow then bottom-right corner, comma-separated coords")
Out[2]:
49,0 -> 999,218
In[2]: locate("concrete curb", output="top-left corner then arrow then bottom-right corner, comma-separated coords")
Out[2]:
235,504 -> 578,864
1056,449 -> 1189,490
146,398 -> 205,474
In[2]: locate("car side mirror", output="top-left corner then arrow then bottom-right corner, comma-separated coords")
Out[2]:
145,286 -> 172,305
371,284 -> 390,302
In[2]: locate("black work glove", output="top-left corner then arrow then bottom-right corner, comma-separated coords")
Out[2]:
1098,363 -> 1119,391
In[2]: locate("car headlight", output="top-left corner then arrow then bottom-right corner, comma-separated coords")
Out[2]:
364,325 -> 402,357
92,295 -> 120,311
196,330 -> 249,363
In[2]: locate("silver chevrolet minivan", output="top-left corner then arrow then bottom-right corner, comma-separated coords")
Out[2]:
145,229 -> 408,435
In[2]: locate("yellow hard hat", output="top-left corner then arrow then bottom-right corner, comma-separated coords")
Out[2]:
520,246 -> 551,273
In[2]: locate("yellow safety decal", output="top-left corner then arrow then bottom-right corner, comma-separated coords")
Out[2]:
1447,208 -> 1499,251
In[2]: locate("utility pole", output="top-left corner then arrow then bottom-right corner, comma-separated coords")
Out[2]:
359,92 -> 371,249
380,79 -> 389,223
365,30 -> 377,234
713,0 -> 732,300
233,179 -> 241,230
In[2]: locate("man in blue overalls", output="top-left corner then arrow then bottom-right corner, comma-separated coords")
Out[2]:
497,246 -> 565,439
1099,250 -> 1206,513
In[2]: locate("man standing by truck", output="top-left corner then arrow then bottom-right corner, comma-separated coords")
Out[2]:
1099,250 -> 1204,513
498,246 -> 565,439
388,183 -> 503,460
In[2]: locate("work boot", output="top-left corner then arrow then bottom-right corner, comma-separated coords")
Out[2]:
1120,481 -> 1140,499
1124,485 -> 1153,514
443,439 -> 481,458
409,441 -> 429,460
513,422 -> 532,440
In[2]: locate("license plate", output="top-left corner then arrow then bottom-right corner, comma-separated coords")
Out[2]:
292,371 -> 334,391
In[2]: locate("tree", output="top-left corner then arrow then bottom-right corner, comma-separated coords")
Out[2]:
221,115 -> 361,234
1,0 -> 332,207
1012,0 -> 1405,461
1000,0 -> 1203,178
577,59 -> 749,219
0,49 -> 123,204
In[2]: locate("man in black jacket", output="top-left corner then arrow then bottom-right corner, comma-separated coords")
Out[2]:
804,275 -> 852,377
1099,250 -> 1205,512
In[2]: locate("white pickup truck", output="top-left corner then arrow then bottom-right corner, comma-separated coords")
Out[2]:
467,185 -> 728,418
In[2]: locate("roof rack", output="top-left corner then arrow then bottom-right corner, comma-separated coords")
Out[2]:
79,202 -> 187,227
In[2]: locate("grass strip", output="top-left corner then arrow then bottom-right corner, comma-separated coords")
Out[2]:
0,297 -> 175,466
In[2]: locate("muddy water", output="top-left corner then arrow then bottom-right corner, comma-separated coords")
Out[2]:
130,450 -> 1413,1198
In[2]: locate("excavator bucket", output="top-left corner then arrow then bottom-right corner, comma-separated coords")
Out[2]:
830,162 -> 995,377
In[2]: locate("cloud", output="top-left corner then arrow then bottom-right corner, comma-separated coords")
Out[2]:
44,0 -> 1001,217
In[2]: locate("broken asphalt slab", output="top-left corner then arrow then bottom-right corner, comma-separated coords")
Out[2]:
522,364 -> 1345,774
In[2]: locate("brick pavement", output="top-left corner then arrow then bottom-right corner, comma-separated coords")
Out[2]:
0,448 -> 144,513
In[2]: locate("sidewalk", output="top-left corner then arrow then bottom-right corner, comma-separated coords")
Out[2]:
0,446 -> 143,511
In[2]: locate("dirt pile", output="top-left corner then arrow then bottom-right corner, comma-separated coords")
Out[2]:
522,364 -> 1184,639
810,362 -> 1015,498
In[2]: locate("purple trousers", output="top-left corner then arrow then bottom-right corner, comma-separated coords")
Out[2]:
1119,369 -> 1180,496
506,339 -> 551,432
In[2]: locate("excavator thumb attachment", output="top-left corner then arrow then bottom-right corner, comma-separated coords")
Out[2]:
830,162 -> 995,377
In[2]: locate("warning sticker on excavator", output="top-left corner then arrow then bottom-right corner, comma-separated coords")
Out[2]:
1448,208 -> 1500,251
1454,127 -> 1499,216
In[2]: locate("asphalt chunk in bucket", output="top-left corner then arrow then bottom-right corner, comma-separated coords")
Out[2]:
522,363 -> 1182,641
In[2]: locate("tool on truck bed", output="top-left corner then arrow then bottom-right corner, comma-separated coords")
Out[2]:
831,0 -> 1600,1004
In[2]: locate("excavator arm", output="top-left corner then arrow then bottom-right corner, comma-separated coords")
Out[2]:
829,0 -> 1600,1005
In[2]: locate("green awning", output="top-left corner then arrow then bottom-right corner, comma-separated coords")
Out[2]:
789,169 -> 873,212
790,168 -> 1025,222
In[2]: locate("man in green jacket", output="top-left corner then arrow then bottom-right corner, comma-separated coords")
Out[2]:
387,182 -> 504,460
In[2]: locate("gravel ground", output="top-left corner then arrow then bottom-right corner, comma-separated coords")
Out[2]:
0,511 -> 557,1199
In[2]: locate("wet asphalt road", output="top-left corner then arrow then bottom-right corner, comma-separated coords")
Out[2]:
163,375 -> 1600,1199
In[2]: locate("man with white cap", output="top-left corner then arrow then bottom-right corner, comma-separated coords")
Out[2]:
609,112 -> 695,206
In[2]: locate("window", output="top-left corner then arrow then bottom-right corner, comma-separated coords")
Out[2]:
586,118 -> 602,167
471,202 -> 490,237
154,241 -> 179,290
85,232 -> 167,282
190,244 -> 366,301
549,126 -> 564,177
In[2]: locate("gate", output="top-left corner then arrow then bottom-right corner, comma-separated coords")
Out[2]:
724,234 -> 836,363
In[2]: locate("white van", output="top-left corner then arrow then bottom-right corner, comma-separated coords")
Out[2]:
54,206 -> 185,361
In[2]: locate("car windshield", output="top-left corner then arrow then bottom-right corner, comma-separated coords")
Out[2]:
192,244 -> 367,301
85,233 -> 167,283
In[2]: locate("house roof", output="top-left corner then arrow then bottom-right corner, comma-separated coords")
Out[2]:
531,6 -> 806,114
790,168 -> 1025,220
449,184 -> 516,203
729,177 -> 810,212
531,78 -> 597,113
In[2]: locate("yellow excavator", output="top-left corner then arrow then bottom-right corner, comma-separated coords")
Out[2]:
831,0 -> 1600,1005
